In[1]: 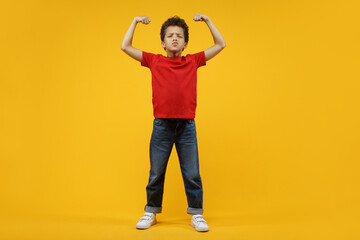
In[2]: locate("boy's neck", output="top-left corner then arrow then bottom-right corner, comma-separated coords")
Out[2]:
165,50 -> 183,57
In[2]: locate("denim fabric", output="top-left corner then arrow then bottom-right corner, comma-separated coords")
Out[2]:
144,118 -> 204,215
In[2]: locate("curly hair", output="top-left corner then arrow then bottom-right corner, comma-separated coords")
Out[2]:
160,16 -> 189,43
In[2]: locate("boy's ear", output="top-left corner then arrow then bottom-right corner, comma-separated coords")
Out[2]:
161,42 -> 166,49
184,42 -> 188,49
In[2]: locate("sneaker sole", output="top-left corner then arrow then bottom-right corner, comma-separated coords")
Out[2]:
136,219 -> 157,230
191,221 -> 209,232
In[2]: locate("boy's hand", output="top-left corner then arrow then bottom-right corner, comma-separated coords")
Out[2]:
121,16 -> 150,62
195,14 -> 226,61
134,16 -> 151,24
193,13 -> 209,22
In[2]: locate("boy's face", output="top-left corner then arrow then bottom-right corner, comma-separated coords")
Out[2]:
161,26 -> 187,54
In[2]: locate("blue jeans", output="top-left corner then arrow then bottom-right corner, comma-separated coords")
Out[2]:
144,118 -> 204,215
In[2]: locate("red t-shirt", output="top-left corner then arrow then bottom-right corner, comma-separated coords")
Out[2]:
141,51 -> 206,119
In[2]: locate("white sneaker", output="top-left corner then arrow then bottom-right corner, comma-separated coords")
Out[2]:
136,212 -> 157,229
191,214 -> 209,232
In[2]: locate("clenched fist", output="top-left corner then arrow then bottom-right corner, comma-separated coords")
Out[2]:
193,13 -> 209,22
134,16 -> 151,24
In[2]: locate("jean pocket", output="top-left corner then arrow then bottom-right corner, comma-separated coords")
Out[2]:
186,119 -> 194,124
154,118 -> 162,126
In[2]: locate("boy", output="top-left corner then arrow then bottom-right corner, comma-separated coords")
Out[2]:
121,13 -> 225,232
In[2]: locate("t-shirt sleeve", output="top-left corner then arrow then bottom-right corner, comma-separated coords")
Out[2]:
141,51 -> 155,68
191,51 -> 206,68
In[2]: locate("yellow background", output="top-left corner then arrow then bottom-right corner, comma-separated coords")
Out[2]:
0,0 -> 359,239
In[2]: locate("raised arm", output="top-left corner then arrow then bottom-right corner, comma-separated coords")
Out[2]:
193,13 -> 226,61
121,16 -> 151,62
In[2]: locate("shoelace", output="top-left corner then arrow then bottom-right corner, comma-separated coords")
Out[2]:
193,215 -> 207,223
140,213 -> 153,221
